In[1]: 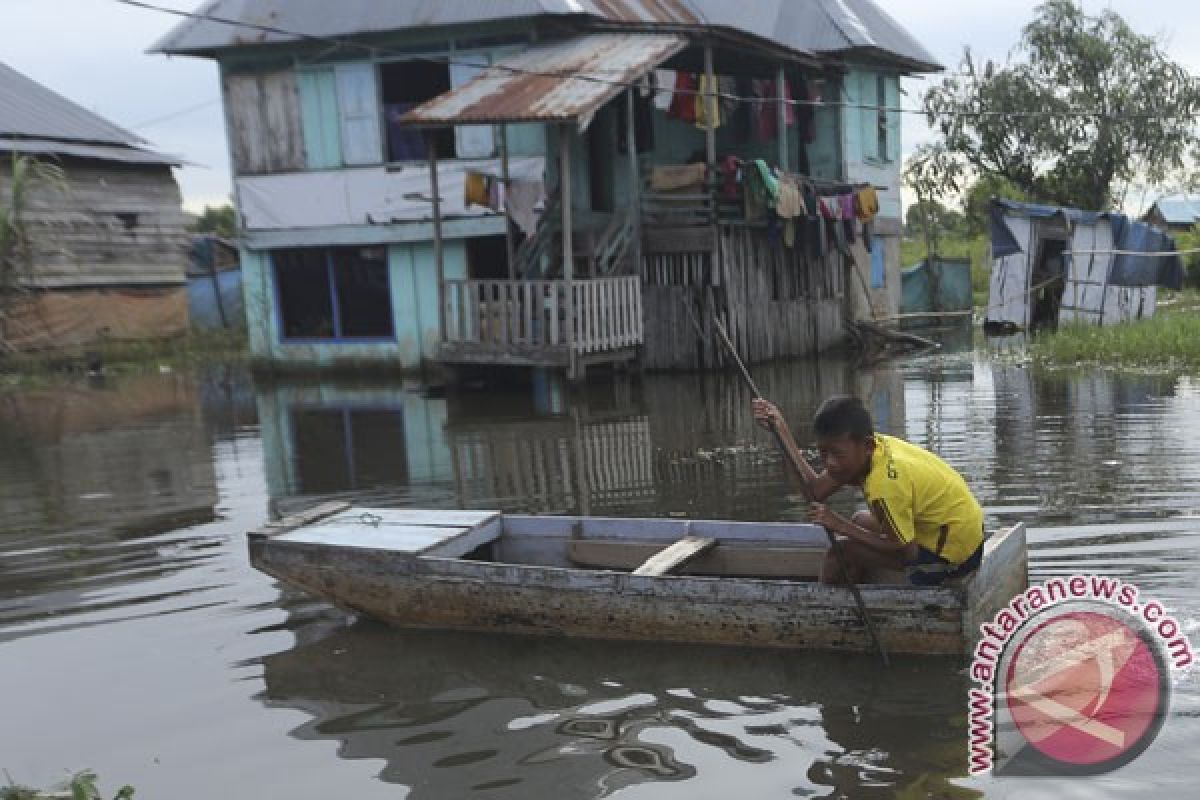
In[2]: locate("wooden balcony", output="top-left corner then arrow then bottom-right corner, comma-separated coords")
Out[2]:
438,276 -> 643,373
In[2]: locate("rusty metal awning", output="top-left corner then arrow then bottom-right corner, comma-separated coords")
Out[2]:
401,33 -> 687,127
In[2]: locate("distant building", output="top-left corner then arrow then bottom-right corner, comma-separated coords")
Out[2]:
986,199 -> 1183,332
1143,195 -> 1200,233
155,1 -> 940,377
0,61 -> 190,352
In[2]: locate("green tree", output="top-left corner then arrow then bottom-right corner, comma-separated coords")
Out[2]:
904,200 -> 965,240
189,203 -> 238,238
922,0 -> 1200,210
962,174 -> 1029,236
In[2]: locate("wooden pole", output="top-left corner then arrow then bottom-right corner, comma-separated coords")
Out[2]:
776,64 -> 789,172
561,124 -> 577,380
703,44 -> 717,169
499,124 -> 517,280
626,87 -> 642,277
428,131 -> 446,343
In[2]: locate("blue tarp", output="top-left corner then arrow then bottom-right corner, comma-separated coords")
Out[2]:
989,199 -> 1183,290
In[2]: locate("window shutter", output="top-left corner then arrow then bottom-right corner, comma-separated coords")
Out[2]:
298,68 -> 342,169
335,63 -> 382,166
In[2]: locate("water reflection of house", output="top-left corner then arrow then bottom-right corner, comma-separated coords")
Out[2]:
153,2 -> 940,378
0,375 -> 217,536
0,62 -> 190,352
255,381 -> 452,514
259,364 -> 909,519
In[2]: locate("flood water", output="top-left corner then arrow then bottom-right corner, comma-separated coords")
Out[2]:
3,336 -> 1200,798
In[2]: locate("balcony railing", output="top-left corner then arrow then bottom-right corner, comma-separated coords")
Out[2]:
441,276 -> 643,366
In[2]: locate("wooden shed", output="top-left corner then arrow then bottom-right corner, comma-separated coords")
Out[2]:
0,61 -> 191,353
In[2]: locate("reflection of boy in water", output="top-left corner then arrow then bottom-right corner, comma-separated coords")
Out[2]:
752,395 -> 984,586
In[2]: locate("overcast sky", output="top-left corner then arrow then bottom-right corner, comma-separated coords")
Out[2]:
4,0 -> 1198,213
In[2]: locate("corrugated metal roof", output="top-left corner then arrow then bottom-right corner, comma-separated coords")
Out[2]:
403,33 -> 686,125
1151,196 -> 1200,226
0,137 -> 183,166
153,0 -> 941,72
0,61 -> 150,148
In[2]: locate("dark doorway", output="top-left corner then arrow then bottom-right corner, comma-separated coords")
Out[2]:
1030,238 -> 1068,332
586,109 -> 616,213
466,235 -> 512,280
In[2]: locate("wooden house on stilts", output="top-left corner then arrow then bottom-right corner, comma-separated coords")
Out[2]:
154,1 -> 941,379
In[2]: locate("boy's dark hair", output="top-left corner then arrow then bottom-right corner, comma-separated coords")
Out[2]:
813,396 -> 874,441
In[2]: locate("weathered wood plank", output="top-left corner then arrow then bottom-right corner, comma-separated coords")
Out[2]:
632,535 -> 717,576
570,538 -> 825,578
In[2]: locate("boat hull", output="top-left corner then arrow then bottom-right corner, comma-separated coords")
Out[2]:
248,508 -> 1028,656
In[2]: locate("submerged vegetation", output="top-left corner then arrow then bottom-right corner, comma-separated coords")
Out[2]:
1029,290 -> 1200,369
0,327 -> 248,382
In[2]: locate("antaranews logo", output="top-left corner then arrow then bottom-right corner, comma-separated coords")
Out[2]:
967,575 -> 1193,777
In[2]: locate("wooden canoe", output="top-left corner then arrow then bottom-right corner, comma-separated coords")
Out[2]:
247,505 -> 1028,656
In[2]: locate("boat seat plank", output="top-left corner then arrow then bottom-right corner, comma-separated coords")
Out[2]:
632,536 -> 718,576
569,539 -> 824,578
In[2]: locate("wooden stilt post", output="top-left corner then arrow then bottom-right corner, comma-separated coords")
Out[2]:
626,87 -> 642,277
499,124 -> 516,280
776,64 -> 789,173
703,44 -> 717,170
428,131 -> 446,344
561,124 -> 578,383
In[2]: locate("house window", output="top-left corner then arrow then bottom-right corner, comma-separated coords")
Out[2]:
381,60 -> 454,161
292,408 -> 408,493
273,246 -> 393,340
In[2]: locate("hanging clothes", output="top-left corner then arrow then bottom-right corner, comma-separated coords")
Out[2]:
695,74 -> 722,130
464,171 -> 490,208
744,159 -> 780,209
751,79 -> 774,141
506,179 -> 544,237
855,186 -> 880,221
669,72 -> 698,122
718,76 -> 738,120
653,70 -> 676,111
720,155 -> 741,200
838,193 -> 857,244
775,176 -> 806,219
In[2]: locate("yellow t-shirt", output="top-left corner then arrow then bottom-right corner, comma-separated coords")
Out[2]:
861,434 -> 984,565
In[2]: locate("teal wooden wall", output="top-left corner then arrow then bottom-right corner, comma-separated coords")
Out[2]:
240,240 -> 466,370
839,68 -> 902,220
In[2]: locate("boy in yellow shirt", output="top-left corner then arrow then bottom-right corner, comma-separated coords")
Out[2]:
752,395 -> 984,586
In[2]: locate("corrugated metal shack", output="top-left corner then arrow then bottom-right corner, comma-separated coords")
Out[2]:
0,61 -> 191,353
154,0 -> 940,378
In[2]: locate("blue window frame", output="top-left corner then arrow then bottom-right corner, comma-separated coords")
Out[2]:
272,246 -> 395,341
